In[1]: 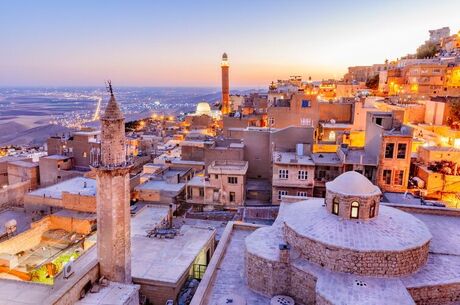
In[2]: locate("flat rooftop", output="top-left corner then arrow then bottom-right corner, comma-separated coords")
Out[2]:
7,160 -> 38,168
311,152 -> 342,166
42,154 -> 71,160
273,151 -> 315,166
341,149 -> 377,166
28,177 -> 96,199
135,179 -> 185,193
131,222 -> 215,284
75,281 -> 139,305
130,205 -> 169,236
0,209 -> 32,236
208,160 -> 248,175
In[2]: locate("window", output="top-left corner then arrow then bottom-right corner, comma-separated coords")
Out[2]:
328,131 -> 336,142
384,143 -> 394,158
300,118 -> 312,126
369,201 -> 376,218
397,143 -> 407,159
229,192 -> 235,202
278,190 -> 288,200
332,197 -> 339,215
279,169 -> 289,179
350,201 -> 359,219
297,191 -> 308,197
228,177 -> 238,184
383,170 -> 392,185
215,174 -> 218,179
199,187 -> 204,197
298,170 -> 308,180
83,152 -> 87,158
269,117 -> 275,126
301,99 -> 311,107
394,170 -> 404,186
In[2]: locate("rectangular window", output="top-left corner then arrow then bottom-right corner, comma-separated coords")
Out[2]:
297,191 -> 308,197
279,169 -> 289,179
300,118 -> 312,126
397,143 -> 407,159
301,100 -> 311,107
269,117 -> 275,126
298,170 -> 308,180
228,177 -> 238,184
385,143 -> 394,159
278,190 -> 288,200
394,170 -> 404,186
215,174 -> 218,179
383,169 -> 392,185
229,192 -> 235,202
199,187 -> 204,197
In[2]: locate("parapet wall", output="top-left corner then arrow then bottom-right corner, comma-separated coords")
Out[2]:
284,224 -> 430,277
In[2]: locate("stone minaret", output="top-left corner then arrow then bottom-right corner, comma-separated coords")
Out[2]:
221,52 -> 230,115
94,83 -> 132,283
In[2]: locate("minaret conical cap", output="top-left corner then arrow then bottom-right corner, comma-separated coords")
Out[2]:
101,93 -> 124,120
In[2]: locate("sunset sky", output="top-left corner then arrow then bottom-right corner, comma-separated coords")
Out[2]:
1,0 -> 459,87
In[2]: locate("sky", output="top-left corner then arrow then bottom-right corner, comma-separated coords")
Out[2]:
1,0 -> 459,87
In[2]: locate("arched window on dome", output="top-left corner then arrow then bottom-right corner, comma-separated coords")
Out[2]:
332,197 -> 339,215
350,201 -> 359,219
369,200 -> 376,218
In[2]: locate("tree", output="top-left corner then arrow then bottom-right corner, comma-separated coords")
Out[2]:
416,41 -> 439,59
365,74 -> 379,90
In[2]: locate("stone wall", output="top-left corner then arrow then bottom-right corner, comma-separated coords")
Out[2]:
245,251 -> 291,297
289,264 -> 317,305
0,217 -> 50,254
284,224 -> 430,276
0,181 -> 30,211
407,283 -> 460,305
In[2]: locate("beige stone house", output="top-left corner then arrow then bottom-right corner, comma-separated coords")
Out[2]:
186,160 -> 248,210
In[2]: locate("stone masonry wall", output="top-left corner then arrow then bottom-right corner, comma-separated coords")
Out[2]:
325,190 -> 381,220
407,283 -> 460,305
284,225 -> 430,276
289,264 -> 317,305
245,251 -> 291,297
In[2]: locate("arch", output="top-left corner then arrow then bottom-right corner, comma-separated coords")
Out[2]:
332,197 -> 339,215
350,201 -> 359,219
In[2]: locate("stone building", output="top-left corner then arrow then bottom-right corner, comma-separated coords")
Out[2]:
238,171 -> 459,305
272,150 -> 315,204
186,160 -> 248,210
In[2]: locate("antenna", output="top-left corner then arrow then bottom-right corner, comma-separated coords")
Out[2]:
106,80 -> 114,96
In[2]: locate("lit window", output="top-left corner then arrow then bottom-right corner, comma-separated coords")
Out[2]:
383,169 -> 392,185
384,143 -> 394,158
394,170 -> 404,186
328,131 -> 336,142
332,197 -> 339,215
83,152 -> 87,158
278,190 -> 288,200
228,177 -> 238,184
279,169 -> 289,179
350,201 -> 359,219
298,170 -> 308,180
397,143 -> 407,159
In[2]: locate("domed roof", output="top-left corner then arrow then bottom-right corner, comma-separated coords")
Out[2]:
195,102 -> 212,116
222,52 -> 228,61
326,171 -> 381,196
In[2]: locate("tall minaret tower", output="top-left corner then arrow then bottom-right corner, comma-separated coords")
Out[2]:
221,52 -> 230,115
94,82 -> 132,283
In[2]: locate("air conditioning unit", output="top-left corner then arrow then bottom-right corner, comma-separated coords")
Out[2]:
64,261 -> 74,279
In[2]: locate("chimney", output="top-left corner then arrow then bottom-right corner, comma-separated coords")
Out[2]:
279,243 -> 291,264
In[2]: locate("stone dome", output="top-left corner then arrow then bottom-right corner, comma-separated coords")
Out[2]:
326,171 -> 381,197
195,102 -> 212,116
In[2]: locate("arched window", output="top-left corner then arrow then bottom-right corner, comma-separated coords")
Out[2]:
332,197 -> 339,215
350,201 -> 359,219
369,201 -> 376,218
